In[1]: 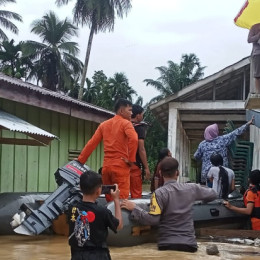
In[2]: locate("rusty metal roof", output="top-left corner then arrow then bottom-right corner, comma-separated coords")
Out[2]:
0,72 -> 114,116
0,110 -> 58,146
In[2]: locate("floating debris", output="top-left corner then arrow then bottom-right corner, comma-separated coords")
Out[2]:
206,244 -> 219,255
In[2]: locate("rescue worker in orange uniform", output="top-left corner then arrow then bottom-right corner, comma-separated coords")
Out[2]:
224,169 -> 260,230
77,98 -> 138,202
130,105 -> 150,198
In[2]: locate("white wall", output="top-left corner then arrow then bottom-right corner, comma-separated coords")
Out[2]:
168,105 -> 190,183
250,125 -> 260,170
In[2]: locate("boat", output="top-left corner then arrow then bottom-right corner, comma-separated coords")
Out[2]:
0,192 -> 50,235
0,160 -> 249,246
106,191 -> 249,246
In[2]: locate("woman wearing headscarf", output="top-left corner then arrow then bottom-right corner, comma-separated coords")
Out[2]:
194,117 -> 254,185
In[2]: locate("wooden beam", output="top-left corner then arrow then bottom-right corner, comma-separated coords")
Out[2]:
182,122 -> 228,130
0,138 -> 46,146
243,69 -> 246,101
185,130 -> 205,136
197,228 -> 260,239
180,114 -> 246,122
212,82 -> 216,101
169,101 -> 245,110
131,226 -> 152,236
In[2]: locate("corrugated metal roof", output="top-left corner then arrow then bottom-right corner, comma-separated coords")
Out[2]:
0,72 -> 114,116
0,110 -> 57,138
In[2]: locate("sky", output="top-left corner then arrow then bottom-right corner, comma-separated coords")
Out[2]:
3,0 -> 252,104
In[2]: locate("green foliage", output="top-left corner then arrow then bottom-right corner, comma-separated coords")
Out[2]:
0,39 -> 32,78
134,96 -> 143,106
55,0 -> 132,99
144,53 -> 205,167
22,11 -> 83,91
69,70 -> 137,110
144,53 -> 205,103
143,107 -> 167,173
56,0 -> 132,32
0,0 -> 22,41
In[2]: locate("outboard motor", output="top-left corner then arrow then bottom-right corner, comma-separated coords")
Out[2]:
11,160 -> 89,235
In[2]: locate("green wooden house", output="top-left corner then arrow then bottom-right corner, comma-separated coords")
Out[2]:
0,73 -> 113,193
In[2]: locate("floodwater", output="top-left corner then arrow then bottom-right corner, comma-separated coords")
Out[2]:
0,235 -> 259,260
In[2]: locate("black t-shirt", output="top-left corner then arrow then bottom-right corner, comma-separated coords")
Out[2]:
133,122 -> 147,166
68,200 -> 119,249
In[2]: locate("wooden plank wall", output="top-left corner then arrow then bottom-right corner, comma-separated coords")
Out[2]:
0,99 -> 104,193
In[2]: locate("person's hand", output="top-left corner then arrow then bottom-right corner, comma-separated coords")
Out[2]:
121,199 -> 136,211
111,184 -> 120,200
144,168 -> 151,180
121,157 -> 134,166
223,200 -> 232,209
247,116 -> 255,125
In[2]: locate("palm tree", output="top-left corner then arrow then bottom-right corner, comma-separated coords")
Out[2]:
180,54 -> 205,87
108,72 -> 137,103
75,70 -> 137,110
144,53 -> 205,103
0,39 -> 21,77
134,96 -> 143,106
0,0 -> 22,41
0,39 -> 32,78
22,11 -> 83,92
56,0 -> 132,99
82,78 -> 99,103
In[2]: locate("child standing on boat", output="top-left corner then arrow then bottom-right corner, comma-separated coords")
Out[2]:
68,170 -> 123,260
224,170 -> 260,230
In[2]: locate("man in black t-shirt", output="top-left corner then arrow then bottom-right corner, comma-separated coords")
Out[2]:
68,171 -> 122,260
130,105 -> 150,198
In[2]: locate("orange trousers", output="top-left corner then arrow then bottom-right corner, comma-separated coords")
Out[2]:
102,165 -> 130,202
130,164 -> 142,198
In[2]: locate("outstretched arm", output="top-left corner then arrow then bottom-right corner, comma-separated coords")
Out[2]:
78,126 -> 103,164
224,201 -> 254,215
221,117 -> 254,146
121,200 -> 160,226
195,184 -> 217,202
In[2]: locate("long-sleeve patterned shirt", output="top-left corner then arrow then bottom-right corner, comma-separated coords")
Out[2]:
194,123 -> 249,183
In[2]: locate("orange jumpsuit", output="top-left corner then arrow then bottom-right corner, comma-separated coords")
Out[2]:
78,115 -> 138,201
244,188 -> 260,230
130,164 -> 142,198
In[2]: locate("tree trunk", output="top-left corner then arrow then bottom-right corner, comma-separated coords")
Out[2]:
78,24 -> 95,100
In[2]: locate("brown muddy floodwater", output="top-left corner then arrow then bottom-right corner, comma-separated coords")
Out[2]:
0,235 -> 259,260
